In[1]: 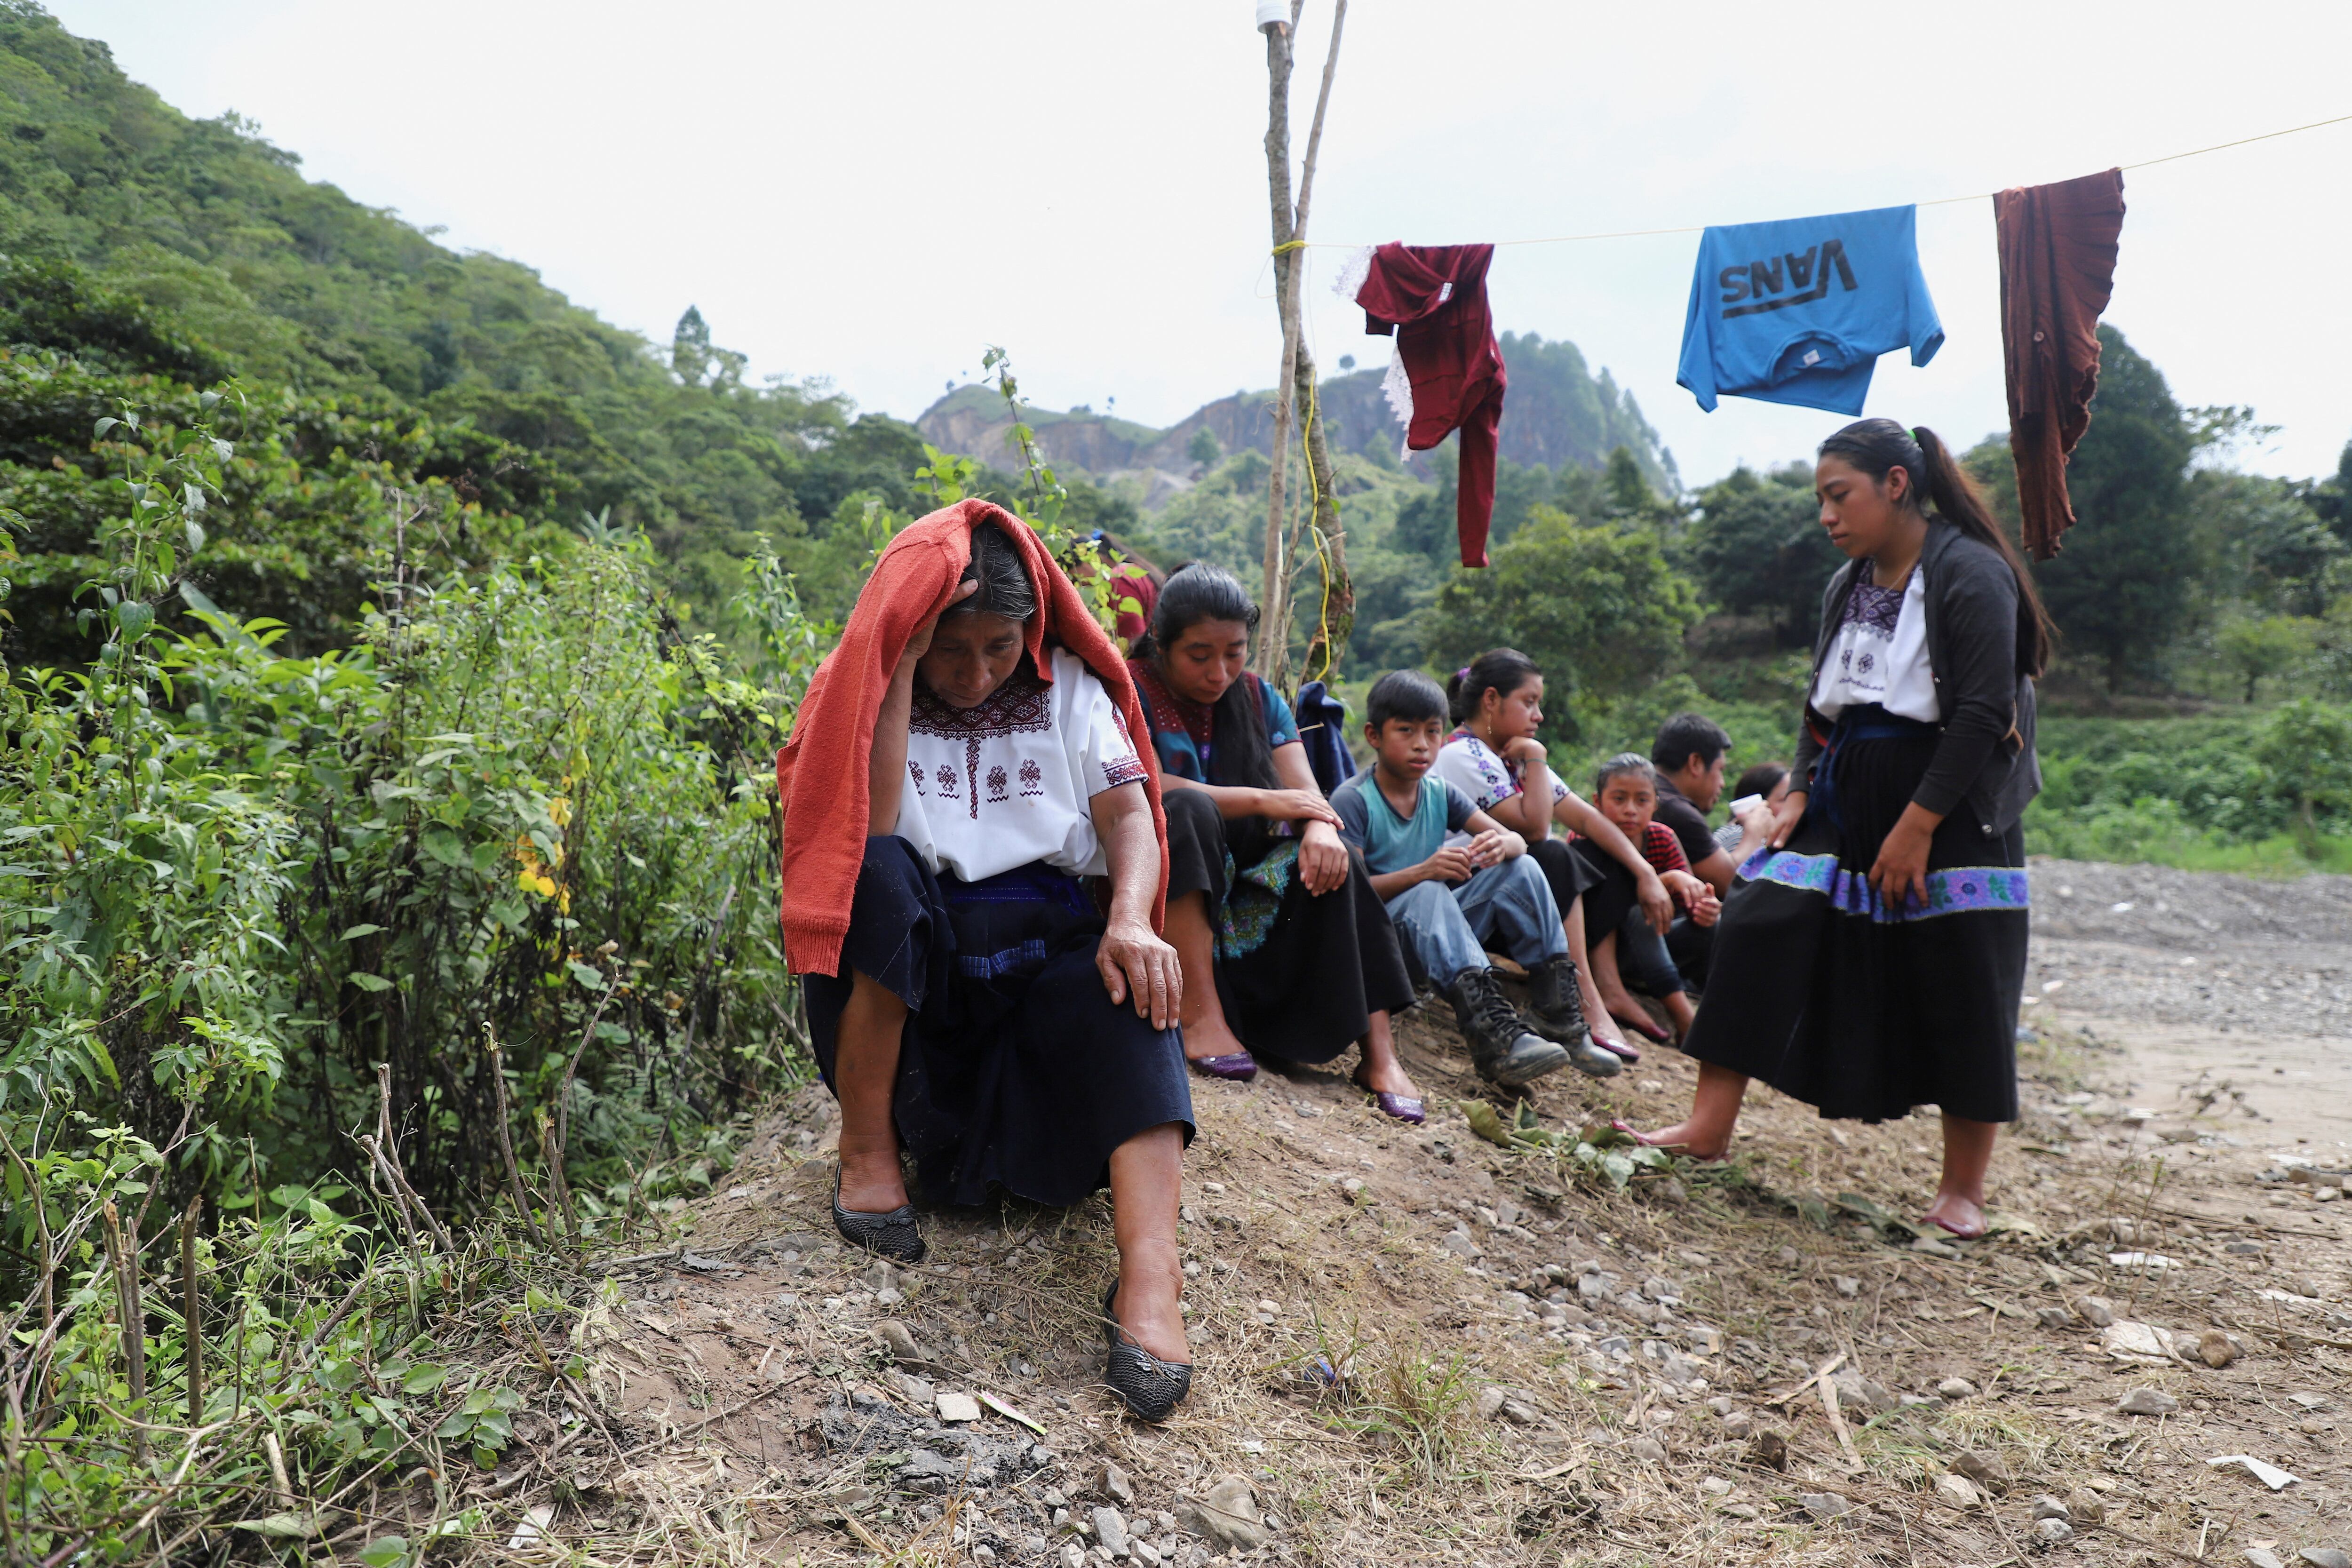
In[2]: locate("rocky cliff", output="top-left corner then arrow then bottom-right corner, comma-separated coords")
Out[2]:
914,333 -> 1677,510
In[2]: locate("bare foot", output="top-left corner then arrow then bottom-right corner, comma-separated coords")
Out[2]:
1352,1057 -> 1420,1099
1181,1011 -> 1249,1064
1613,1117 -> 1731,1162
836,1142 -> 910,1214
1921,1190 -> 1987,1240
1113,1250 -> 1191,1364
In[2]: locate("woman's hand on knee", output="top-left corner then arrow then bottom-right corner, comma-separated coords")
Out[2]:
1298,820 -> 1350,896
1098,917 -> 1184,1031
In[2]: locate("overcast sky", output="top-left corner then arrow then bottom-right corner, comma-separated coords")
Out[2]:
44,0 -> 2352,487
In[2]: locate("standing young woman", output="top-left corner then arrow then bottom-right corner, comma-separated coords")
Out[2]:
1626,420 -> 2048,1240
1129,564 -> 1425,1123
1433,650 -> 1677,1062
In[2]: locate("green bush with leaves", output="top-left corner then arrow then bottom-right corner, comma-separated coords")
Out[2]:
1421,506 -> 1703,742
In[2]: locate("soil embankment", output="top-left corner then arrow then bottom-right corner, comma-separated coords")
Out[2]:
507,860 -> 2352,1566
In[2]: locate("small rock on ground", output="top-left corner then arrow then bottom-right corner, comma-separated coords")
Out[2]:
2244,1550 -> 2283,1568
2035,1518 -> 2075,1543
1090,1507 -> 1128,1555
2299,1551 -> 2352,1568
2031,1495 -> 2071,1521
1953,1451 -> 2012,1493
1937,1377 -> 1978,1399
2201,1329 -> 2242,1368
1934,1473 -> 1983,1509
1797,1492 -> 1853,1519
2117,1387 -> 2179,1416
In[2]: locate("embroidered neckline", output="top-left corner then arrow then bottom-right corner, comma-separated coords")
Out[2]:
1132,659 -> 1217,755
911,662 -> 1052,739
1842,567 -> 1913,638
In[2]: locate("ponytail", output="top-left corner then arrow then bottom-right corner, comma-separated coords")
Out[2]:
1447,647 -> 1543,726
1818,418 -> 2055,678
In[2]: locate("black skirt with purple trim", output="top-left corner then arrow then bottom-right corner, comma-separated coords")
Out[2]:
800,837 -> 1194,1208
1679,712 -> 2027,1124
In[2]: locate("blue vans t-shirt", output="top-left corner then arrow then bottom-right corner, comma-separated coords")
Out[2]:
1677,204 -> 1942,416
1331,773 -> 1477,876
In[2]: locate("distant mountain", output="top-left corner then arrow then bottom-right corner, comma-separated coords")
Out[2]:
917,331 -> 1678,509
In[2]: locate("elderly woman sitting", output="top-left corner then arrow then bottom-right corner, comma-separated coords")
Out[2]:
775,502 -> 1194,1422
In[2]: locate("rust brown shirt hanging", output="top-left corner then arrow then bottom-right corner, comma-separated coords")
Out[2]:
1994,168 -> 2126,560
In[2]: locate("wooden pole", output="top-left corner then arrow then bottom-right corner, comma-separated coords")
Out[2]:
1255,3 -> 1302,680
1257,0 -> 1352,682
1289,0 -> 1351,677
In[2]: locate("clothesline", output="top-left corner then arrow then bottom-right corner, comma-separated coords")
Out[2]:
1297,108 -> 2352,252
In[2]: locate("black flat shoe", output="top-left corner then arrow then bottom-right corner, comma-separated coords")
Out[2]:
1101,1278 -> 1193,1423
832,1168 -> 926,1264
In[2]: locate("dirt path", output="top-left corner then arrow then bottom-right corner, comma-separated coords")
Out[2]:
526,859 -> 2352,1568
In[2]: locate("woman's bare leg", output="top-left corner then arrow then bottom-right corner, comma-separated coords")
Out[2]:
1107,1123 -> 1191,1363
1563,898 -> 1627,1052
834,969 -> 911,1212
1589,931 -> 1667,1039
1923,1114 -> 1997,1239
1626,1061 -> 1746,1159
1661,989 -> 1697,1040
1350,1010 -> 1419,1098
1164,891 -> 1248,1062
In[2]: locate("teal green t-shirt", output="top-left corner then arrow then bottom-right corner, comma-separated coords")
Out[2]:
1330,772 -> 1476,876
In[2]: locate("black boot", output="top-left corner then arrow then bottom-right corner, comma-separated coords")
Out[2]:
1446,968 -> 1570,1088
1526,955 -> 1624,1079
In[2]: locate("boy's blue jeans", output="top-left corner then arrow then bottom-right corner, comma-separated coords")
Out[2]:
1383,856 -> 1568,991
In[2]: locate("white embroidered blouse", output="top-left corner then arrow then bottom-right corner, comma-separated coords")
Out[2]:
1432,729 -> 1571,814
1810,567 -> 1940,724
893,646 -> 1150,883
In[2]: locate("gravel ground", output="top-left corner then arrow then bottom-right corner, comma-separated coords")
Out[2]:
2026,857 -> 2352,1041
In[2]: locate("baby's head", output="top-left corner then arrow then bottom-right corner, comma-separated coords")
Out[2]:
1593,753 -> 1659,836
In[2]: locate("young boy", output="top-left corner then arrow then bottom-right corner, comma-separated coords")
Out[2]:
1576,754 -> 1722,1039
1331,671 -> 1622,1085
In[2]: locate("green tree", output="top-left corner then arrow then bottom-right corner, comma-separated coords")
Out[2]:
2216,615 -> 2320,702
1687,462 -> 1838,644
2034,326 -> 2198,691
1186,425 -> 1222,468
1421,507 -> 1703,740
671,305 -> 713,384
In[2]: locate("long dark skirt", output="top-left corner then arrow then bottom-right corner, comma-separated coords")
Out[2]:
1162,789 -> 1416,1065
1680,716 -> 2028,1123
800,837 -> 1194,1208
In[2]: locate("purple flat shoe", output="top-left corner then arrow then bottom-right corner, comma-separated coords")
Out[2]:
1368,1091 -> 1426,1126
1188,1051 -> 1259,1082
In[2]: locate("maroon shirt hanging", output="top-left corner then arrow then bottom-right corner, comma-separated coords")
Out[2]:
1352,243 -> 1507,568
1994,169 -> 2125,561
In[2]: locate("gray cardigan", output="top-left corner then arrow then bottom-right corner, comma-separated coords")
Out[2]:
1790,519 -> 2041,837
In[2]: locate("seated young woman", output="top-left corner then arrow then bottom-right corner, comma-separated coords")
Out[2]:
1432,649 -> 1679,1060
776,505 -> 1194,1422
1128,564 -> 1425,1124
